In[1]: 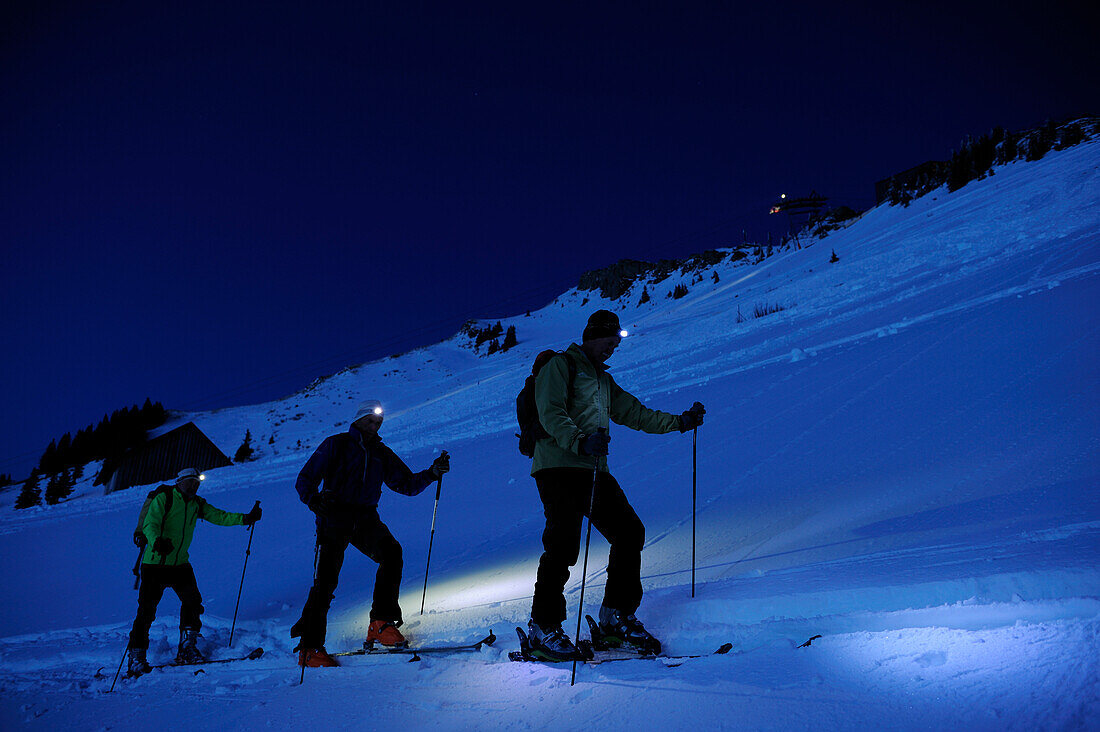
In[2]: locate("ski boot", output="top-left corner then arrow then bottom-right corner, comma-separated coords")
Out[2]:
297,646 -> 339,668
126,647 -> 152,677
597,606 -> 661,654
175,628 -> 206,665
366,620 -> 408,648
525,620 -> 582,662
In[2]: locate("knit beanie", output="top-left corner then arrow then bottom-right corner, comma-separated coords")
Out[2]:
582,310 -> 623,342
353,399 -> 384,423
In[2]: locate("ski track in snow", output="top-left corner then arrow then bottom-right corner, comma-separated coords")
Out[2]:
1,141 -> 1099,730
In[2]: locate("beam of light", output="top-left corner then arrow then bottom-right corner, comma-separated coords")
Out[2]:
344,558 -> 541,631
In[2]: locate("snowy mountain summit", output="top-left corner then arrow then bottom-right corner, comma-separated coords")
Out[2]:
2,134 -> 1098,730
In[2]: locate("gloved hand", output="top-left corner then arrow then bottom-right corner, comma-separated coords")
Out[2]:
679,401 -> 706,432
153,536 -> 174,557
429,451 -> 450,478
243,503 -> 262,525
308,493 -> 338,518
579,430 -> 610,456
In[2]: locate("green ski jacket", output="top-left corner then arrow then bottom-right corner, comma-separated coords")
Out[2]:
140,486 -> 245,566
532,343 -> 681,475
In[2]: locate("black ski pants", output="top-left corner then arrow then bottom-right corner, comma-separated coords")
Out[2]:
531,468 -> 645,628
293,508 -> 403,647
128,563 -> 204,650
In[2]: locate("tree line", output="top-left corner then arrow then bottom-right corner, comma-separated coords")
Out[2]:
14,399 -> 168,510
884,118 -> 1093,206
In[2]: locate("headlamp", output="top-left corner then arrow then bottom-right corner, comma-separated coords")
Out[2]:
619,329 -> 629,338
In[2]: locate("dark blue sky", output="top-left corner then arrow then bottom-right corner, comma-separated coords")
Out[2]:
1,1 -> 1096,478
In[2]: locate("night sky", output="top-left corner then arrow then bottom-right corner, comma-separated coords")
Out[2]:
2,1 -> 1096,479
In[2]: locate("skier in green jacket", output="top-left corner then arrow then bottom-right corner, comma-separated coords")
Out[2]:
126,468 -> 262,676
526,310 -> 705,660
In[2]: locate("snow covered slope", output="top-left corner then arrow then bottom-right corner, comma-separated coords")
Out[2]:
1,140 -> 1098,730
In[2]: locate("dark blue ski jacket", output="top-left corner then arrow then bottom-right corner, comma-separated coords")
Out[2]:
295,428 -> 435,530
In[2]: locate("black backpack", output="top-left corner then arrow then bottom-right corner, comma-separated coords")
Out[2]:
516,350 -> 577,457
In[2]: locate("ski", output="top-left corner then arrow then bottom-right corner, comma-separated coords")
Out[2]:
100,647 -> 265,680
332,631 -> 495,660
582,642 -> 734,666
509,625 -> 732,666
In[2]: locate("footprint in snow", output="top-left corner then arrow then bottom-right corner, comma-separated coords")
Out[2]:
914,651 -> 947,668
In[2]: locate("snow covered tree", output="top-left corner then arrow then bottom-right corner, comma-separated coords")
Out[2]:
639,287 -> 650,304
672,284 -> 689,299
234,430 -> 256,462
15,471 -> 41,509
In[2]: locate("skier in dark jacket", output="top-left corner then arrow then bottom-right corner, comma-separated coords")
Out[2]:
291,399 -> 450,667
126,468 -> 262,676
526,310 -> 705,660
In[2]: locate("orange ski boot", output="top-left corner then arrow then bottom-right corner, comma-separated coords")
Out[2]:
298,647 -> 339,667
366,620 -> 408,648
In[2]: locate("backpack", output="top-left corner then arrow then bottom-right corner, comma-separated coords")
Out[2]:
516,350 -> 577,457
132,484 -> 174,547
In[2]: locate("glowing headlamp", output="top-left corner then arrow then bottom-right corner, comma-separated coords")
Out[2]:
373,407 -> 383,416
619,329 -> 629,338
198,473 -> 205,481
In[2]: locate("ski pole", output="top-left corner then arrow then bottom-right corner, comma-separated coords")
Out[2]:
691,427 -> 697,598
229,501 -> 260,647
300,532 -> 320,685
108,642 -> 128,693
571,428 -> 605,686
420,453 -> 448,615
132,544 -> 144,590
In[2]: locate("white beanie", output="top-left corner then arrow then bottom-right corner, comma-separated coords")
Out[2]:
353,399 -> 384,424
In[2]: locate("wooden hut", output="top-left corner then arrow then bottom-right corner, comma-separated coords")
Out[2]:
103,422 -> 232,493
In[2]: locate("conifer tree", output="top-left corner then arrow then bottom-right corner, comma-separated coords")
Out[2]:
502,325 -> 518,351
639,287 -> 650,304
38,440 -> 58,475
45,473 -> 63,505
46,470 -> 75,504
234,430 -> 256,462
15,471 -> 41,509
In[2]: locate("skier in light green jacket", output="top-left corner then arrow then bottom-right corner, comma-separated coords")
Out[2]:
126,468 -> 261,676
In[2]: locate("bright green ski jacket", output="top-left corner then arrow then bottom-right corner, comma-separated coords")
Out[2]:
532,343 -> 681,475
140,486 -> 245,566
